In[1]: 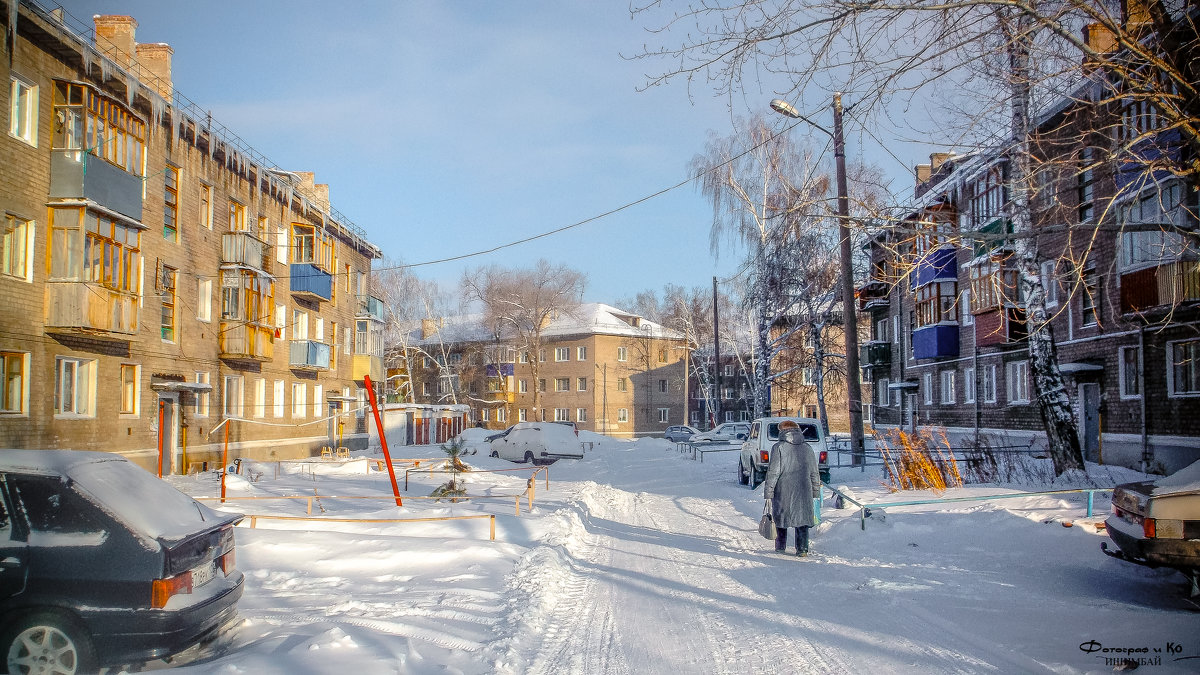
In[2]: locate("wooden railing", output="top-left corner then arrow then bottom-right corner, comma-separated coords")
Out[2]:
219,321 -> 274,360
45,281 -> 138,336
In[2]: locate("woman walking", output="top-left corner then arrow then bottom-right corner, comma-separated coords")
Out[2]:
763,421 -> 821,556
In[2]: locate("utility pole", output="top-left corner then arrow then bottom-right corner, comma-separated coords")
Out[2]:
712,276 -> 721,430
833,93 -> 865,463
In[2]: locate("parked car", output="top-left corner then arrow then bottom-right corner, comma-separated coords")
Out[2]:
450,427 -> 494,455
663,425 -> 699,443
738,417 -> 830,487
550,421 -> 580,435
0,450 -> 244,673
1102,459 -> 1200,595
691,422 -> 751,444
488,422 -> 585,464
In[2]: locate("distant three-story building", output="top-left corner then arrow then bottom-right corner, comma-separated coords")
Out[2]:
1,5 -> 385,472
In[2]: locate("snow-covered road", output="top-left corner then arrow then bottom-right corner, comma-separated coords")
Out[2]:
164,436 -> 1200,674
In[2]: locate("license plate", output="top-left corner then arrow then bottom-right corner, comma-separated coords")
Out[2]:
191,560 -> 216,588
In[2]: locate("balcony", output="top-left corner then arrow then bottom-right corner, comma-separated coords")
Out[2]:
289,339 -> 331,371
289,263 -> 332,301
49,151 -> 143,221
222,232 -> 269,272
219,322 -> 274,361
856,280 -> 889,311
912,247 -> 957,287
352,354 -> 384,382
974,307 -> 1027,347
912,324 -> 959,360
860,341 -> 892,369
45,281 -> 138,339
1120,261 -> 1200,315
356,294 -> 386,322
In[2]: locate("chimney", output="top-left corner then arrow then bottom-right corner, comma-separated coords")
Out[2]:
135,43 -> 173,99
930,153 -> 953,172
93,15 -> 137,69
421,318 -> 441,340
295,171 -> 316,193
313,183 -> 331,212
915,164 -> 932,185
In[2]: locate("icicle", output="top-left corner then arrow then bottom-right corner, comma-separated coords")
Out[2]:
125,77 -> 136,110
149,92 -> 166,131
82,41 -> 93,77
99,57 -> 110,83
7,0 -> 17,61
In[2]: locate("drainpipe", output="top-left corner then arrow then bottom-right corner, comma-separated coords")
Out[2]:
1139,325 -> 1149,473
973,342 -> 980,447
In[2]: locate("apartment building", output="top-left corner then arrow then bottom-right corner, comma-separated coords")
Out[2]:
1,4 -> 385,472
403,304 -> 688,438
859,43 -> 1199,472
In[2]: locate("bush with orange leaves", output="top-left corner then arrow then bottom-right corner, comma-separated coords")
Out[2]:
875,427 -> 962,493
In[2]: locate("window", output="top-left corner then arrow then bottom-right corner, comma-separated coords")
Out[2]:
163,166 -> 179,242
160,265 -> 177,341
538,379 -> 546,393
967,164 -> 1006,230
197,278 -> 212,322
313,384 -> 323,419
1168,339 -> 1200,396
617,346 -> 628,362
292,382 -> 307,417
617,408 -> 629,423
658,348 -> 668,363
2,214 -> 31,281
479,408 -> 490,423
119,364 -> 139,416
554,408 -> 569,422
1077,148 -> 1094,222
518,379 -> 528,394
49,207 -> 142,294
1,352 -> 28,414
195,372 -> 210,417
578,377 -> 587,392
940,370 -> 956,404
330,322 -> 338,369
969,258 -> 1019,313
555,378 -> 569,392
1007,361 -> 1030,403
54,357 -> 94,417
10,76 -> 38,145
724,365 -> 735,376
229,201 -> 246,232
1041,260 -> 1058,308
54,81 -> 143,174
923,372 -> 933,405
254,378 -> 266,418
292,224 -> 315,263
876,378 -> 890,407
224,375 -> 244,417
520,351 -> 529,363
555,347 -> 569,362
724,387 -> 735,400
1081,267 -> 1099,327
200,185 -> 213,229
539,349 -> 546,362
659,379 -> 668,394
617,378 -> 628,392
273,380 -> 285,418
518,408 -> 527,422
961,289 -> 973,326
724,411 -> 734,422
276,226 -> 287,264
257,215 -> 270,241
577,408 -> 587,423
916,281 -> 959,326
873,318 -> 888,342
497,407 -> 507,423
1120,346 -> 1141,399
658,408 -> 669,423
293,309 -> 309,340
577,346 -> 587,361
1118,184 -> 1195,270
982,365 -> 997,403
964,367 -> 976,404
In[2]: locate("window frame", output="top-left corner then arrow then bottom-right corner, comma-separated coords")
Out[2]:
1,351 -> 29,415
54,356 -> 95,418
923,372 -> 933,405
554,347 -> 569,362
163,165 -> 180,243
1006,361 -> 1031,404
963,367 -> 976,404
2,213 -> 33,282
223,375 -> 244,418
658,408 -> 669,423
1167,339 -> 1200,397
119,363 -> 139,417
617,408 -> 629,423
1119,346 -> 1142,400
160,264 -> 177,342
940,370 -> 956,405
195,372 -> 210,417
10,75 -> 38,146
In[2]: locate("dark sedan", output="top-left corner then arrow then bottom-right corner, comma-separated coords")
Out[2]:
1,450 -> 244,673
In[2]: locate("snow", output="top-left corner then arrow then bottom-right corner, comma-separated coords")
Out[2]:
1153,459 -> 1200,495
151,434 -> 1200,674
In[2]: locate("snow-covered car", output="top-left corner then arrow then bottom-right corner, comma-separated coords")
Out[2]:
738,417 -> 830,487
1102,459 -> 1200,594
690,422 -> 750,444
663,425 -> 699,443
451,427 -> 495,455
488,422 -> 585,464
0,450 -> 244,673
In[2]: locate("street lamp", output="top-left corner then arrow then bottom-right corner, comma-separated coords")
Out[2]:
769,95 -> 866,462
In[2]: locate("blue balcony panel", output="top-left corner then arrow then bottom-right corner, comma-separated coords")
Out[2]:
912,324 -> 960,360
486,363 -> 515,377
290,263 -> 332,300
913,247 -> 958,287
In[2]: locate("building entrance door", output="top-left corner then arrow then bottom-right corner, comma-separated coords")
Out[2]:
157,393 -> 179,475
1080,383 -> 1101,463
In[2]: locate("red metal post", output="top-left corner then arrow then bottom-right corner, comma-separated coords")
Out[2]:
364,375 -> 403,506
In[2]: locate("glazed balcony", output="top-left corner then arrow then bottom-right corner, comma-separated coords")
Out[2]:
219,322 -> 274,361
856,280 -> 889,311
289,263 -> 332,301
289,339 -> 331,371
45,281 -> 138,339
860,341 -> 892,369
222,232 -> 270,272
1120,262 -> 1200,315
49,151 -> 143,221
356,294 -> 386,322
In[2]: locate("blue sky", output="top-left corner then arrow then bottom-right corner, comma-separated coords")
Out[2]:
59,0 -> 921,306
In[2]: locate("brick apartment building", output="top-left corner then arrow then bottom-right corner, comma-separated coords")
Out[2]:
1,4 -> 385,472
398,304 -> 688,438
859,23 -> 1199,473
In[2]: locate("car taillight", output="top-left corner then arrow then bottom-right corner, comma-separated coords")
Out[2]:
819,451 -> 827,464
152,571 -> 193,608
1144,518 -> 1155,538
759,450 -> 770,463
219,549 -> 236,575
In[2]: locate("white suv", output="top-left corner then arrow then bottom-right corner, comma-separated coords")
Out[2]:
488,422 -> 585,464
738,417 -> 830,487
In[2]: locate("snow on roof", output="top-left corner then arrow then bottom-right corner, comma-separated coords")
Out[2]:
541,303 -> 683,340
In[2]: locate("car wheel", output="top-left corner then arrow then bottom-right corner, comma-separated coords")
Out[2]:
490,450 -> 498,458
750,471 -> 763,489
524,451 -> 535,464
2,610 -> 97,675
738,460 -> 750,485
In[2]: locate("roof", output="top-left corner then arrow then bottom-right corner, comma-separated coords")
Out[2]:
0,449 -> 122,474
407,302 -> 685,347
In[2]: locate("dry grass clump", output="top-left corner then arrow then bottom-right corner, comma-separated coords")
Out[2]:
876,428 -> 962,493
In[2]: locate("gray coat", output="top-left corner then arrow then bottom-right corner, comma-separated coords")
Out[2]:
763,428 -> 821,528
